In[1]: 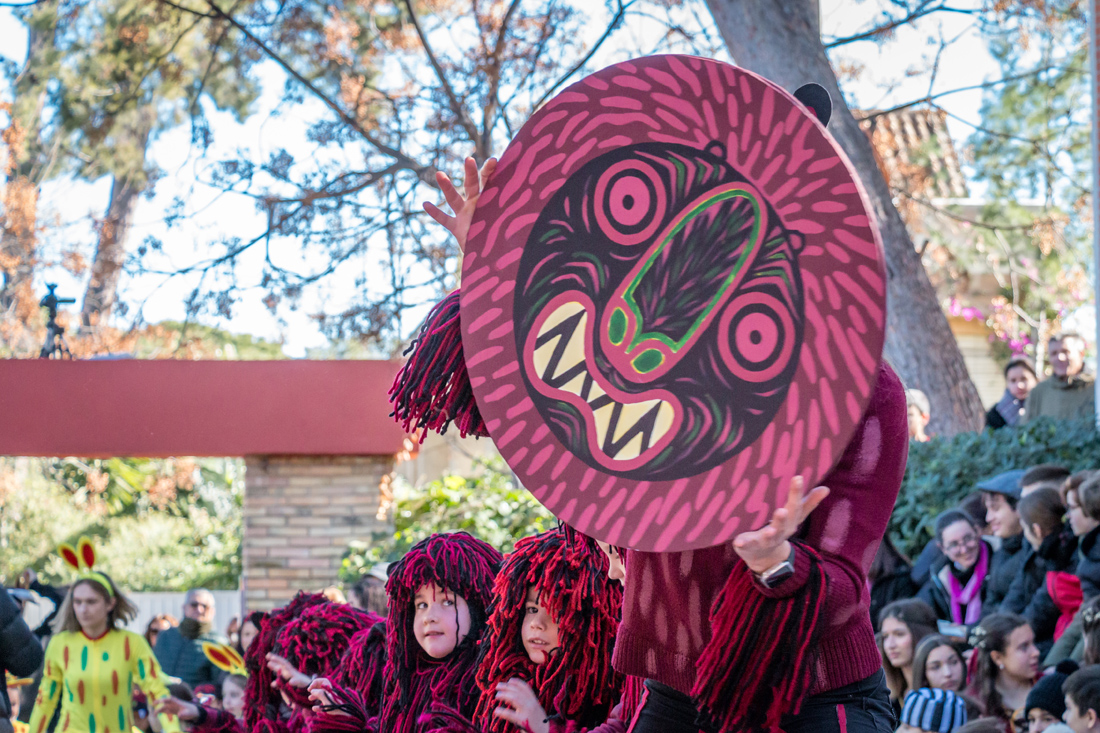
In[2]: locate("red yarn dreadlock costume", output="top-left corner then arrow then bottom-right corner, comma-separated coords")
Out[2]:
471,527 -> 624,733
243,593 -> 373,733
377,532 -> 502,733
308,620 -> 388,733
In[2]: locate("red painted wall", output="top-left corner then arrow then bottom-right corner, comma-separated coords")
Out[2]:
0,360 -> 408,457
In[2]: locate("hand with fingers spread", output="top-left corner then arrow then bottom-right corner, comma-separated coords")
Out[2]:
492,678 -> 549,733
733,476 -> 830,575
265,652 -> 312,689
423,156 -> 498,253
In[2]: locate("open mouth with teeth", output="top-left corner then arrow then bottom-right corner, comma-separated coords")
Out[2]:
523,293 -> 681,471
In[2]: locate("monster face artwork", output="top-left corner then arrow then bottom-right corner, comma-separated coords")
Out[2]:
516,141 -> 804,480
461,55 -> 886,552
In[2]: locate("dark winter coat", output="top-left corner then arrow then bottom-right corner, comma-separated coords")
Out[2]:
0,586 -> 45,720
154,624 -> 228,688
1028,526 -> 1100,643
1001,528 -> 1077,619
986,533 -> 1028,610
918,541 -> 995,623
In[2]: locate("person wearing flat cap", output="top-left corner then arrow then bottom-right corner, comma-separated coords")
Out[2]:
980,470 -> 1029,612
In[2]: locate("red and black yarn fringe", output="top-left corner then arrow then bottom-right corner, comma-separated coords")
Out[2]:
472,527 -> 624,733
245,595 -> 325,733
692,542 -> 828,733
389,289 -> 488,442
192,705 -> 246,733
382,532 -> 503,733
308,620 -> 388,733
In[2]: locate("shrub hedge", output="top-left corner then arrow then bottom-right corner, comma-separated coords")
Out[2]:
891,417 -> 1100,557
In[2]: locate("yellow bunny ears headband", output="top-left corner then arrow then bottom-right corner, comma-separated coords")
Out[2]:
58,537 -> 115,597
202,643 -> 247,677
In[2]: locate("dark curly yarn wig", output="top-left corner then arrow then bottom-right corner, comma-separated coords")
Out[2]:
244,593 -> 326,733
381,532 -> 502,733
472,527 -> 624,733
308,620 -> 389,733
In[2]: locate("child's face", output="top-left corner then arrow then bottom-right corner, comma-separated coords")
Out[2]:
7,686 -> 20,719
1030,707 -> 1061,732
413,583 -> 470,659
221,679 -> 246,719
924,644 -> 963,691
1064,696 -> 1098,732
596,541 -> 626,583
522,586 -> 560,665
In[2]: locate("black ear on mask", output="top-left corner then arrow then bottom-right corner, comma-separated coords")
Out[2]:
794,83 -> 832,127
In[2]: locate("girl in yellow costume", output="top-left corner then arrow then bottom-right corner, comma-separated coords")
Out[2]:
28,538 -> 179,733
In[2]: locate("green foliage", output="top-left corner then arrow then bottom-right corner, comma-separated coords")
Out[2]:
0,457 -> 243,591
340,458 -> 554,582
891,417 -> 1100,557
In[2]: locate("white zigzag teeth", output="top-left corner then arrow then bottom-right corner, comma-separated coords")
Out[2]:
532,301 -> 675,461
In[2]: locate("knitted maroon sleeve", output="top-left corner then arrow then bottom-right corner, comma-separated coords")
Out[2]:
769,363 -> 908,617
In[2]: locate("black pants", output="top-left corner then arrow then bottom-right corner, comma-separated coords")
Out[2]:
627,671 -> 895,733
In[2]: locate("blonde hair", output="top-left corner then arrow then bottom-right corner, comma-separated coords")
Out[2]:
52,574 -> 138,635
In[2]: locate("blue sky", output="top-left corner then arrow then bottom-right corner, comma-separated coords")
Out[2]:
0,0 -> 1000,355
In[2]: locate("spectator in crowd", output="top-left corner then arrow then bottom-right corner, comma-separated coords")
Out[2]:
987,355 -> 1039,430
1063,665 -> 1100,733
912,635 -> 967,694
1044,474 -> 1100,666
920,510 -> 995,623
1023,465 -> 1075,497
145,613 -> 178,651
981,470 -> 1029,611
1024,661 -> 1080,733
869,535 -> 918,629
967,614 -> 1040,726
1002,489 -> 1078,651
17,569 -> 64,641
1024,333 -> 1096,424
4,673 -> 31,732
237,611 -> 263,655
154,588 -> 227,688
896,688 -> 968,733
907,389 -> 932,442
322,586 -> 347,604
347,564 -> 388,615
1,587 -> 44,733
878,599 -> 938,710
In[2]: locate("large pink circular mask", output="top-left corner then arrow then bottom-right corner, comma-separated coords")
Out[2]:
461,55 -> 886,552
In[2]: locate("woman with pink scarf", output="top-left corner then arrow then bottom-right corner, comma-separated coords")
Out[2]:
919,510 -> 994,625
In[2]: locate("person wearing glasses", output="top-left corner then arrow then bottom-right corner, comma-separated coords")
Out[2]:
153,589 -> 227,688
919,510 -> 996,624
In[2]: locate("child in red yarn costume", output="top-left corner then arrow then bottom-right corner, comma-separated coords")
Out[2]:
468,527 -> 624,733
315,532 -> 502,733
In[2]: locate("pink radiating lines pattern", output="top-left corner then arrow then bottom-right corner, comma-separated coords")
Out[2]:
462,55 -> 886,552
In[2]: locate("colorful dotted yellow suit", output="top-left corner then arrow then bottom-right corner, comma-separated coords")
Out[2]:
29,629 -> 180,733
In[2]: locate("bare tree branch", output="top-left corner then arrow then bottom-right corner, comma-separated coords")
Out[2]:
823,1 -> 977,49
400,0 -> 482,146
532,0 -> 631,111
857,63 -> 1083,122
156,0 -> 435,182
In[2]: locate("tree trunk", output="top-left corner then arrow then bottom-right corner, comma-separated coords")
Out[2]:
0,180 -> 40,322
702,0 -> 984,436
80,110 -> 153,330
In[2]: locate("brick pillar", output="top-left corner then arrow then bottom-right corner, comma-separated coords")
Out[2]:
243,455 -> 395,611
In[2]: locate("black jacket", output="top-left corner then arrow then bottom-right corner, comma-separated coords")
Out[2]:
1027,526 -> 1100,643
0,586 -> 45,719
1076,524 -> 1100,600
918,541 -> 995,622
986,533 -> 1028,610
1002,528 -> 1078,616
870,567 -> 919,629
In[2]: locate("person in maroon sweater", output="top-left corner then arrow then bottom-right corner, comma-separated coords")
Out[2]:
615,360 -> 908,733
